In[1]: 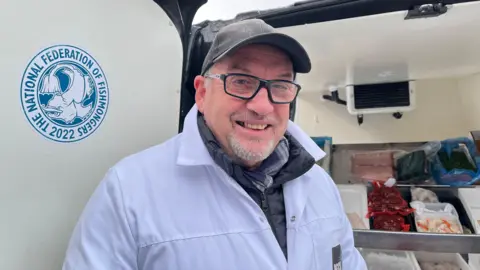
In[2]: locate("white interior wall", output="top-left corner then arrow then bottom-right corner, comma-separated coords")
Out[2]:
458,73 -> 480,132
295,78 -> 471,144
280,1 -> 480,91
280,1 -> 480,144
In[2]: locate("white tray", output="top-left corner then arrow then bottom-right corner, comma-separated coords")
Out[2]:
459,188 -> 480,208
458,188 -> 480,234
359,248 -> 421,270
410,201 -> 464,234
337,184 -> 369,229
469,254 -> 480,270
415,251 -> 470,270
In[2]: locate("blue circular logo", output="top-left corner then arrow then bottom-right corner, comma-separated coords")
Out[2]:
20,45 -> 109,143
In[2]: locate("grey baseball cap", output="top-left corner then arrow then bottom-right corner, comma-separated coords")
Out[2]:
201,18 -> 311,75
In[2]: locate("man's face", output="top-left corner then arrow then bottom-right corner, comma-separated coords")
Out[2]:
194,44 -> 294,168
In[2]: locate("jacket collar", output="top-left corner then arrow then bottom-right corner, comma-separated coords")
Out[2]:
176,104 -> 325,166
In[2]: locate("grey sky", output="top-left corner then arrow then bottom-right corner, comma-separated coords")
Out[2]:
193,0 -> 299,23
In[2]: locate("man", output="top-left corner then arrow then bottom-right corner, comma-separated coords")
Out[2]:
63,18 -> 367,270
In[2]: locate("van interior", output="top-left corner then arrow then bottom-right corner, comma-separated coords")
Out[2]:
2,0 -> 480,269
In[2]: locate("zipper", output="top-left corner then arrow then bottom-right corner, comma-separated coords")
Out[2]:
260,189 -> 289,260
260,190 -> 279,240
260,191 -> 269,212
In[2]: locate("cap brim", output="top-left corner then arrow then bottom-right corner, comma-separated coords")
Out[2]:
213,32 -> 311,73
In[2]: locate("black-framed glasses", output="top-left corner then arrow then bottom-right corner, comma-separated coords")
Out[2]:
204,73 -> 301,104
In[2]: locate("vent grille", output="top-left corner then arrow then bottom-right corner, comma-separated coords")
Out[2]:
354,82 -> 410,109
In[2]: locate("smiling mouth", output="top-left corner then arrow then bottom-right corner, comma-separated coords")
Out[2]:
235,121 -> 271,130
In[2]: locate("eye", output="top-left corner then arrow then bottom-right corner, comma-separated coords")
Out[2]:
271,83 -> 289,91
232,79 -> 250,85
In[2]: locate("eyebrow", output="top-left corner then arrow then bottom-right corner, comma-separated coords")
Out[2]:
228,63 -> 294,80
228,63 -> 251,74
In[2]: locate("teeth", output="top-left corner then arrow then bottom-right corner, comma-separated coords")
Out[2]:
245,123 -> 267,130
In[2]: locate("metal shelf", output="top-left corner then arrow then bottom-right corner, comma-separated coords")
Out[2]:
351,186 -> 480,253
353,229 -> 480,253
329,142 -> 480,254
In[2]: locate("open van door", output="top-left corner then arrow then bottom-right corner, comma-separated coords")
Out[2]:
0,0 -> 203,269
178,0 -> 480,131
179,0 -> 480,256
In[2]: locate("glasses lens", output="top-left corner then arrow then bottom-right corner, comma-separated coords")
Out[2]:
225,75 -> 260,98
225,74 -> 299,103
269,81 -> 299,103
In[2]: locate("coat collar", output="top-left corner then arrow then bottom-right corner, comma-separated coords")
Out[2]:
176,104 -> 325,166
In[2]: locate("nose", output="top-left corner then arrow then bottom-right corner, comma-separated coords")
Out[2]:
246,87 -> 274,115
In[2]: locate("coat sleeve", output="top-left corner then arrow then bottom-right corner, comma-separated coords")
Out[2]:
62,168 -> 138,270
337,208 -> 368,270
323,169 -> 368,270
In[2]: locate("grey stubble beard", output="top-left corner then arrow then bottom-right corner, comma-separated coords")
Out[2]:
227,132 -> 275,165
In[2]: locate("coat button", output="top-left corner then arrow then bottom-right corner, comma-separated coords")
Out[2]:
290,216 -> 296,222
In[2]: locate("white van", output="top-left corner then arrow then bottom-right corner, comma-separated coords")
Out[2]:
2,0 -> 480,269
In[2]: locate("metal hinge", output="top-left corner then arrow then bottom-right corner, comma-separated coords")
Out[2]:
405,3 -> 449,20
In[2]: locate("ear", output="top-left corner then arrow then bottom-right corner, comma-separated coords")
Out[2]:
194,75 -> 207,113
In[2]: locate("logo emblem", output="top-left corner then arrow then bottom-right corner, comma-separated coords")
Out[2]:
20,45 -> 109,143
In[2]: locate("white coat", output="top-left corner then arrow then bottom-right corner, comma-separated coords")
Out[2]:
62,104 -> 367,270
